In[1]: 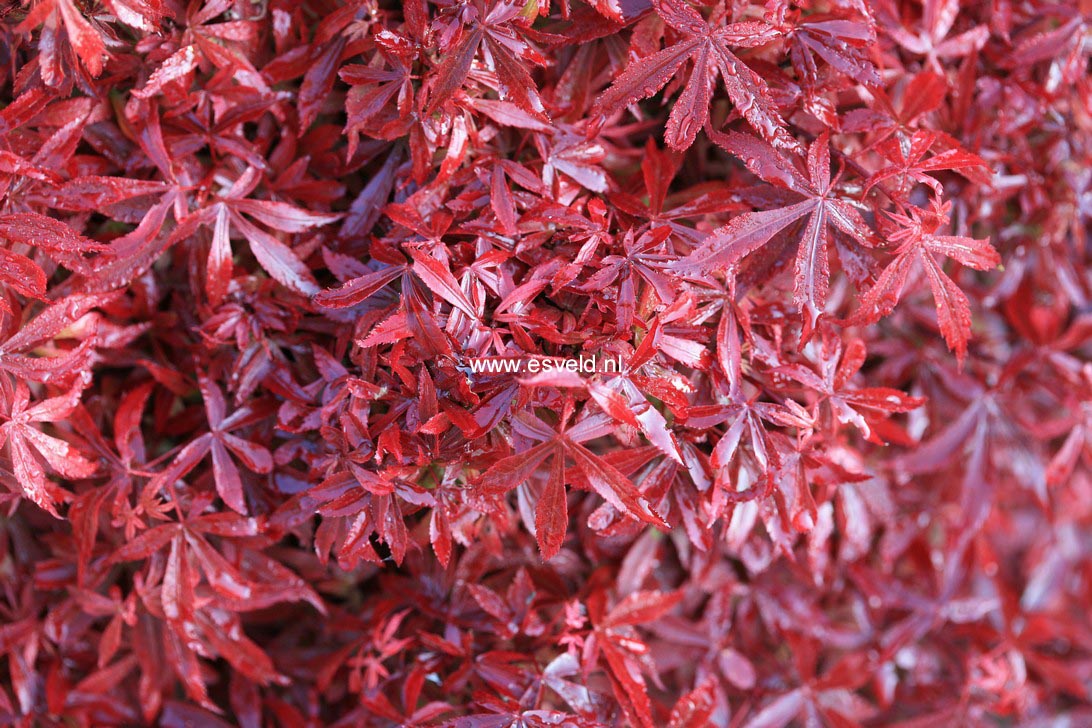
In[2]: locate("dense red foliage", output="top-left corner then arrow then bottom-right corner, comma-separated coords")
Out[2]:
1,0 -> 1090,724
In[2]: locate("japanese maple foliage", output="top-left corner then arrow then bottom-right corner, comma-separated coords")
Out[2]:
0,0 -> 1090,724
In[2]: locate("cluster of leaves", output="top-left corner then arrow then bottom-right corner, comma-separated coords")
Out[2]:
1,0 -> 1090,724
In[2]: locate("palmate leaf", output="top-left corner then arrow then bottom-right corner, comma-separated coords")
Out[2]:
847,201 -> 1000,363
673,132 -> 873,328
584,588 -> 684,728
592,0 -> 794,150
13,0 -> 108,82
788,14 -> 880,86
0,380 -> 95,516
425,0 -> 547,117
479,411 -> 667,558
867,130 -> 991,196
170,170 -> 339,302
775,334 -> 924,443
145,374 -> 272,514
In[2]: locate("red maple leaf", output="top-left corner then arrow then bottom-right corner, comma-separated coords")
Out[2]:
145,373 -> 273,515
847,200 -> 1000,363
0,378 -> 95,516
591,0 -> 795,151
673,131 -> 874,329
479,402 -> 668,559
